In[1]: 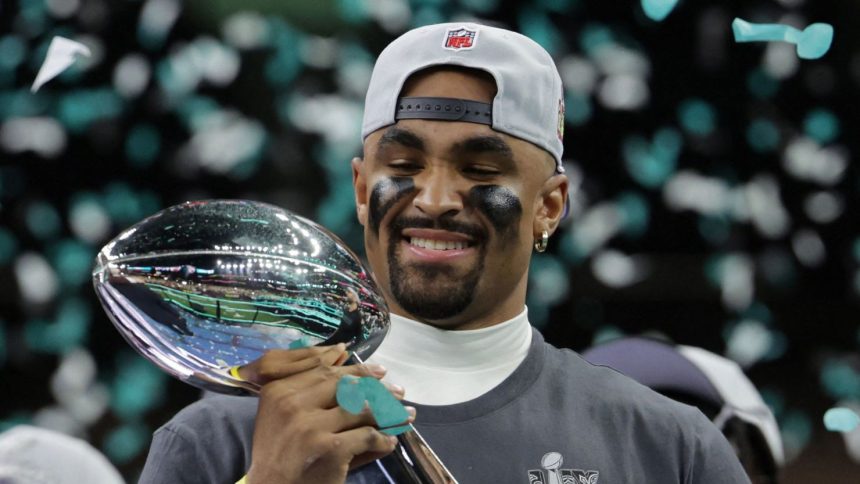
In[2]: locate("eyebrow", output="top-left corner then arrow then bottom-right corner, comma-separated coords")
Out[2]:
377,127 -> 426,152
451,135 -> 514,160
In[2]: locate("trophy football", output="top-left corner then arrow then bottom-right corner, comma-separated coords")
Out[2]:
92,200 -> 456,483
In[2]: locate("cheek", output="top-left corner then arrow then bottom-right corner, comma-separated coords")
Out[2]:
467,185 -> 523,240
368,177 -> 416,234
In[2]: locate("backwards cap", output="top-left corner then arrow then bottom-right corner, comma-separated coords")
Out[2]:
362,23 -> 566,174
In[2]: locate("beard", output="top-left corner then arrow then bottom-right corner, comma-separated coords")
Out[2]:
386,216 -> 487,321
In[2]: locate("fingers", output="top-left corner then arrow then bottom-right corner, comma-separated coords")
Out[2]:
333,427 -> 398,464
318,402 -> 415,433
289,363 -> 389,409
238,344 -> 348,385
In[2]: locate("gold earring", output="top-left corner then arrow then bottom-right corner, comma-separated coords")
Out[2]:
534,230 -> 549,252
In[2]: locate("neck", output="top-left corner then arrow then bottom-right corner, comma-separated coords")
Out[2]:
367,307 -> 533,405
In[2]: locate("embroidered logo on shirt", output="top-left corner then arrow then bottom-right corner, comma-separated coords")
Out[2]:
527,452 -> 599,484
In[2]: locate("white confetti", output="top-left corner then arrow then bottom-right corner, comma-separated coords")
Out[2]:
591,250 -> 650,288
31,36 -> 91,93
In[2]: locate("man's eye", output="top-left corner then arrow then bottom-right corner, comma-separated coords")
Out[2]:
464,166 -> 500,177
389,162 -> 421,173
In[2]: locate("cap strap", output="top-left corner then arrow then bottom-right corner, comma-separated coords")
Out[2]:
395,96 -> 492,125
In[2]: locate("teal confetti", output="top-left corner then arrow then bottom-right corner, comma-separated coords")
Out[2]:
746,118 -> 781,153
747,69 -> 780,99
820,360 -> 860,400
336,375 -> 366,413
102,182 -> 145,226
678,99 -> 716,136
698,215 -> 731,245
411,6 -> 444,28
0,35 -> 27,71
622,128 -> 682,189
47,239 -> 92,287
459,0 -> 499,14
804,109 -> 840,144
617,192 -> 650,238
126,124 -> 161,168
528,254 -> 570,308
26,201 -> 62,240
336,376 -> 410,434
518,7 -> 562,56
592,325 -> 624,345
579,24 -> 613,57
641,0 -> 679,22
0,89 -> 51,119
56,89 -> 124,134
102,422 -> 150,464
24,298 -> 90,354
535,0 -> 577,13
110,352 -> 167,420
0,320 -> 6,365
732,18 -> 834,60
337,0 -> 371,23
0,413 -> 31,434
823,407 -> 860,433
564,93 -> 592,126
0,228 -> 18,265
781,410 -> 812,456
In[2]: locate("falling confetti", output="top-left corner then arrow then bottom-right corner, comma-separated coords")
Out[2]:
824,407 -> 860,433
641,0 -> 680,22
732,18 -> 834,60
31,37 -> 91,93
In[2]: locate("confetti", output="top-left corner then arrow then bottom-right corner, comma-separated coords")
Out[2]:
31,36 -> 91,93
824,407 -> 860,433
732,18 -> 834,60
336,376 -> 411,436
641,0 -> 679,22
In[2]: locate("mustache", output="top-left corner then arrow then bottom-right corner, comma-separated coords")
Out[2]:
389,215 -> 487,241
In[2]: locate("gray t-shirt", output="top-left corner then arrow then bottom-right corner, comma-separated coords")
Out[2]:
139,331 -> 750,483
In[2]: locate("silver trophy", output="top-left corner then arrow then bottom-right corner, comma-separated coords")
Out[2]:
92,200 -> 456,483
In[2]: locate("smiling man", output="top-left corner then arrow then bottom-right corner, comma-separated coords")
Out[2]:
139,23 -> 751,484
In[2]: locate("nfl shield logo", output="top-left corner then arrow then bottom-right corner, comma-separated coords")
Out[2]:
444,27 -> 478,50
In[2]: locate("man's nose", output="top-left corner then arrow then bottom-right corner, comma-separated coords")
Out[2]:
412,168 -> 464,218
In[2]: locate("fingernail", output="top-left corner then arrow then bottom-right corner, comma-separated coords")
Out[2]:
387,435 -> 398,445
405,406 -> 416,418
335,343 -> 347,352
384,382 -> 405,396
365,363 -> 386,377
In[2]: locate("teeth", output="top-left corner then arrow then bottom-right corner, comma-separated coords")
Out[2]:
410,237 -> 467,250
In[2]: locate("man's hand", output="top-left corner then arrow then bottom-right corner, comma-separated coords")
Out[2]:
240,346 -> 411,484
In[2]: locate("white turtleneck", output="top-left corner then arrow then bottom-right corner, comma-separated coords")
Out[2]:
366,307 -> 533,406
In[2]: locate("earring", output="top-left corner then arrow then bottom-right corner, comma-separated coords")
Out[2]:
534,230 -> 549,252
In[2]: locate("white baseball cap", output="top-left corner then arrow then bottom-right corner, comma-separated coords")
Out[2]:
362,22 -> 566,174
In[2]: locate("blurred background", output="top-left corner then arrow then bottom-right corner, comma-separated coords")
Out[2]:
0,0 -> 858,482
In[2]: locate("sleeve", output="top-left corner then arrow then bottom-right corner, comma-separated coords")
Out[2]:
684,412 -> 752,484
138,396 -> 256,484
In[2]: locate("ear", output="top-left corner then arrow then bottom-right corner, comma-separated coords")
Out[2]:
533,173 -> 568,238
352,157 -> 368,226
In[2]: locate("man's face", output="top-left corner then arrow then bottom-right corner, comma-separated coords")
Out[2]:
353,68 -> 567,330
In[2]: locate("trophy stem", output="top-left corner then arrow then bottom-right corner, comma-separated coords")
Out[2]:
351,354 -> 459,484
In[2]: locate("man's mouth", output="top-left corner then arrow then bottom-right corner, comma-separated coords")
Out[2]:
408,237 -> 471,251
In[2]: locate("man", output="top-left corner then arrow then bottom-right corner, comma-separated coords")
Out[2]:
140,23 -> 751,483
